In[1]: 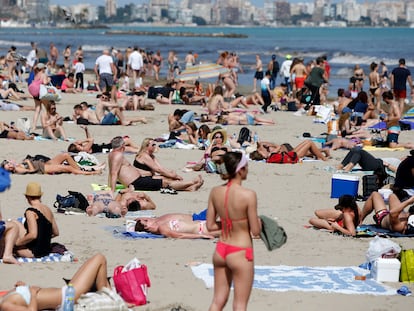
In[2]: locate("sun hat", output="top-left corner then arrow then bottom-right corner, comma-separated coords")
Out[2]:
334,194 -> 356,210
24,182 -> 43,197
209,128 -> 227,143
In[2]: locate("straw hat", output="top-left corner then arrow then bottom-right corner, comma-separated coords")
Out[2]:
209,128 -> 228,143
24,182 -> 43,197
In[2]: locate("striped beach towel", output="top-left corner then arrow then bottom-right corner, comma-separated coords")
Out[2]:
0,252 -> 74,263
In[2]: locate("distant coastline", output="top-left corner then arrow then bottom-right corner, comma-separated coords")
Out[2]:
105,30 -> 248,38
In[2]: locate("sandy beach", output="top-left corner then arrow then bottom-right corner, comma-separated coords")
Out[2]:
1,78 -> 413,311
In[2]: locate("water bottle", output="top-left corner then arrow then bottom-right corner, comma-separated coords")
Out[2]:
253,132 -> 259,143
63,283 -> 75,311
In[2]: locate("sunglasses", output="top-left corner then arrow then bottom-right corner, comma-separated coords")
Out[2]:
101,96 -> 109,100
151,143 -> 157,147
214,135 -> 223,139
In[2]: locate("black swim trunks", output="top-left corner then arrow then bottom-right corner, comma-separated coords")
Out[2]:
130,176 -> 162,191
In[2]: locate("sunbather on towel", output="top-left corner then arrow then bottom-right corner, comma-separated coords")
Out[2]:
0,253 -> 122,310
135,213 -> 220,239
360,191 -> 414,234
86,189 -> 156,217
309,195 -> 361,236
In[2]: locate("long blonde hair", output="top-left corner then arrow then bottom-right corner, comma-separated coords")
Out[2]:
137,138 -> 153,157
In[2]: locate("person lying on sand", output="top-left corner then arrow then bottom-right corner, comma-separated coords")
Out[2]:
135,213 -> 220,239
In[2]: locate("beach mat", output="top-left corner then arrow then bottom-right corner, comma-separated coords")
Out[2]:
191,263 -> 396,295
105,225 -> 165,239
363,146 -> 405,152
91,183 -> 125,191
0,253 -> 72,264
357,224 -> 414,238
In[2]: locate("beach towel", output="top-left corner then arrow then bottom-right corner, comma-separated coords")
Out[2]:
34,136 -> 75,141
191,263 -> 396,295
0,253 -> 73,263
403,107 -> 414,119
91,183 -> 126,191
106,226 -> 164,240
363,146 -> 405,152
357,224 -> 414,238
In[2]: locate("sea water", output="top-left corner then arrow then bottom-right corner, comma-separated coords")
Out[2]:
1,26 -> 413,96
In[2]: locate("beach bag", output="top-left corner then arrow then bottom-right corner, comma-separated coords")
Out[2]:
0,167 -> 11,192
267,151 -> 299,164
74,287 -> 128,311
366,236 -> 401,263
74,152 -> 100,167
39,84 -> 61,102
16,117 -> 31,134
400,249 -> 414,283
54,191 -> 88,213
113,258 -> 150,306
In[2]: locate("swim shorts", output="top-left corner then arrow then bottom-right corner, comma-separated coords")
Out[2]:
393,89 -> 406,99
101,112 -> 118,125
129,176 -> 162,191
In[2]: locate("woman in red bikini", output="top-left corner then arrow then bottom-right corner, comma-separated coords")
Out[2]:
206,152 -> 261,311
308,194 -> 361,236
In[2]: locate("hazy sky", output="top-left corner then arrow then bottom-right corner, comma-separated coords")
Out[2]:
50,0 -> 266,6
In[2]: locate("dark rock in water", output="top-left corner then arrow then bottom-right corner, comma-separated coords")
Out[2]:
105,30 -> 247,38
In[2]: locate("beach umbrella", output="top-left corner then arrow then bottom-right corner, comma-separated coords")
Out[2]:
177,63 -> 229,81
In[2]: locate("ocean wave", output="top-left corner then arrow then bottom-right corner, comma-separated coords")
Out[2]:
329,52 -> 413,66
0,40 -> 29,48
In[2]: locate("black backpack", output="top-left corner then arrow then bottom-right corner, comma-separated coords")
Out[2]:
54,191 -> 89,213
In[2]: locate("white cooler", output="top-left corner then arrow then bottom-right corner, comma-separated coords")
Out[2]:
371,258 -> 401,282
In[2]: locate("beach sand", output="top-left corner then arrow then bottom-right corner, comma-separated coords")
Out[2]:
0,78 -> 413,311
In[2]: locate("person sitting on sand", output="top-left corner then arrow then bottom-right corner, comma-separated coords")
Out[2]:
250,140 -> 329,161
0,253 -> 119,310
13,182 -> 59,258
1,153 -> 103,175
135,213 -> 220,239
67,125 -> 139,154
86,189 -> 156,217
94,92 -> 147,125
134,137 -> 203,189
360,191 -> 414,234
167,109 -> 195,139
0,122 -> 34,140
309,195 -> 361,236
41,101 -> 68,141
60,72 -> 77,93
108,136 -> 203,193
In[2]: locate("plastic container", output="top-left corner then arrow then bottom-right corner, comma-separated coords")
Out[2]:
330,174 -> 359,198
63,283 -> 75,311
371,258 -> 401,282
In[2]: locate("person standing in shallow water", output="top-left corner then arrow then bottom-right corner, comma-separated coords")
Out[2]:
207,152 -> 261,311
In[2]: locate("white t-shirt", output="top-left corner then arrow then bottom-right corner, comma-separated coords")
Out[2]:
95,54 -> 113,75
261,77 -> 270,93
74,62 -> 85,75
26,49 -> 37,68
128,51 -> 143,71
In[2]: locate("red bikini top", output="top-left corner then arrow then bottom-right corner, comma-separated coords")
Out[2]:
222,180 -> 247,238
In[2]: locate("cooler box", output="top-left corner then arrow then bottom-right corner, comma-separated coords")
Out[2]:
371,258 -> 401,282
330,174 -> 359,198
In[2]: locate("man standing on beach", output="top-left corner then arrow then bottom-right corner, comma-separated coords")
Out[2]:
49,43 -> 59,69
390,58 -> 413,115
280,54 -> 293,94
252,54 -> 263,92
127,46 -> 143,89
94,49 -> 117,101
267,54 -> 279,90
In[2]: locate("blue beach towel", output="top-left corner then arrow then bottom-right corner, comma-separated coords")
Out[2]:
191,263 -> 396,295
357,224 -> 414,238
0,253 -> 70,263
106,226 -> 164,239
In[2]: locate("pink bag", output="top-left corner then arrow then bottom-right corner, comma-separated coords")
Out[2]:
113,264 -> 151,306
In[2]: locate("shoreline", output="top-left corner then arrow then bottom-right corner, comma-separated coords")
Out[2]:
105,30 -> 248,38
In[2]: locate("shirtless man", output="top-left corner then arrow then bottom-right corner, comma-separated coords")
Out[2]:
290,58 -> 307,97
382,90 -> 414,149
108,136 -> 204,194
252,54 -> 263,92
360,191 -> 414,234
135,213 -> 220,239
95,92 -> 146,125
184,51 -> 196,69
49,43 -> 59,69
